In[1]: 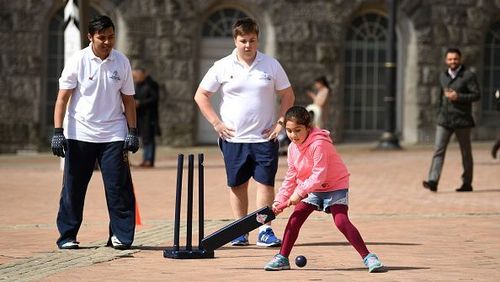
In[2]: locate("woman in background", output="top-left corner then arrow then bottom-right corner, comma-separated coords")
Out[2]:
306,76 -> 330,129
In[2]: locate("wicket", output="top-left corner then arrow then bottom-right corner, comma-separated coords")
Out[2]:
163,153 -> 214,259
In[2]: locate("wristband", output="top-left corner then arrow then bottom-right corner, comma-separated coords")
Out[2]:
54,128 -> 64,134
129,127 -> 138,135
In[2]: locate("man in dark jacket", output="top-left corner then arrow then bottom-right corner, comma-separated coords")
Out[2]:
423,48 -> 480,192
491,90 -> 500,159
132,68 -> 160,167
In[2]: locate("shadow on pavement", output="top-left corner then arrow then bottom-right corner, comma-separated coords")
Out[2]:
475,161 -> 500,166
304,266 -> 428,272
226,266 -> 428,272
435,188 -> 500,194
295,241 -> 421,247
131,246 -> 169,251
468,188 -> 500,193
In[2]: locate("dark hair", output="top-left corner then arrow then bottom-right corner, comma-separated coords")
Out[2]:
315,76 -> 330,89
88,15 -> 115,36
232,17 -> 259,38
445,47 -> 461,57
285,106 -> 312,128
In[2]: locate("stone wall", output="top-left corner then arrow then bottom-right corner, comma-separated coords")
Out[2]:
0,0 -> 55,153
267,0 -> 369,141
400,0 -> 500,142
120,0 -> 201,146
1,0 -> 499,153
120,0 -> 272,146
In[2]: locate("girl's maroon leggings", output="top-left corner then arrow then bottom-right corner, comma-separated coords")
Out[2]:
279,201 -> 370,259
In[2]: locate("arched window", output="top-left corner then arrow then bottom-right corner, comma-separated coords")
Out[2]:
45,8 -> 65,138
202,8 -> 248,37
482,20 -> 500,114
197,8 -> 250,144
44,7 -> 100,139
344,13 -> 389,137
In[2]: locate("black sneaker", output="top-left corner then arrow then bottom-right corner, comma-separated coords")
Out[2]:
491,141 -> 500,159
422,180 -> 438,192
456,184 -> 473,192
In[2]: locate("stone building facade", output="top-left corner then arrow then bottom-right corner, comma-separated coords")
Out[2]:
1,0 -> 500,153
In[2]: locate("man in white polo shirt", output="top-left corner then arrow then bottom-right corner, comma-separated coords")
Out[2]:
195,17 -> 295,247
51,15 -> 139,250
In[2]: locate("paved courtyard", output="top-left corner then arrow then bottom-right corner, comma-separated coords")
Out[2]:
0,142 -> 499,281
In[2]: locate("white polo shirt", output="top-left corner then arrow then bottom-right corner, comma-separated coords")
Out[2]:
59,44 -> 135,143
199,49 -> 291,143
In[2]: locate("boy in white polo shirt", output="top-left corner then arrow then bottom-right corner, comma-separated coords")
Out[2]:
195,17 -> 295,247
51,16 -> 139,250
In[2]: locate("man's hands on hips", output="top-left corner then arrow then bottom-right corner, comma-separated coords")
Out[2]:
51,128 -> 67,158
213,121 -> 235,139
263,122 -> 283,140
123,128 -> 139,153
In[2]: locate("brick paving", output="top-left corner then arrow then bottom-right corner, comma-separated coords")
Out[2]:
0,142 -> 499,281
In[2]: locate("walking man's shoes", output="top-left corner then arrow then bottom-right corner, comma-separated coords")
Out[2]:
422,180 -> 438,192
456,184 -> 473,192
491,141 -> 500,159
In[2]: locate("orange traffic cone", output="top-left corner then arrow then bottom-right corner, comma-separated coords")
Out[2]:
135,196 -> 142,226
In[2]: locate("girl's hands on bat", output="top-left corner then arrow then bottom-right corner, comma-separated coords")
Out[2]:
273,191 -> 304,214
288,192 -> 303,206
272,201 -> 284,215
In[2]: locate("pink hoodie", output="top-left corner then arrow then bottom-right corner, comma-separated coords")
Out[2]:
275,128 -> 350,204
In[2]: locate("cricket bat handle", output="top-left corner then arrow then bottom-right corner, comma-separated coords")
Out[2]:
274,202 -> 289,213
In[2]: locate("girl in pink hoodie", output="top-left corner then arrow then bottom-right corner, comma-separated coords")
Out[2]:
264,106 -> 384,272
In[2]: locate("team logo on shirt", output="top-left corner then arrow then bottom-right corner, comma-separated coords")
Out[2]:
260,73 -> 272,81
110,70 -> 121,81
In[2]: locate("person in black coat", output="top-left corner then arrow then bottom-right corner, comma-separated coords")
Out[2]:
492,140 -> 500,159
423,48 -> 480,192
132,68 -> 160,167
491,90 -> 500,159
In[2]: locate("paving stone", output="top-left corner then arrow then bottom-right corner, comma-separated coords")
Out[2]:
0,143 -> 499,281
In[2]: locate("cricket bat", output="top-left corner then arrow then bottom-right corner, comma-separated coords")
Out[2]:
201,206 -> 275,251
201,203 -> 288,251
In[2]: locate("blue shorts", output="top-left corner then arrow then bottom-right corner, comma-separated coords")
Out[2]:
219,139 -> 279,187
302,189 -> 349,213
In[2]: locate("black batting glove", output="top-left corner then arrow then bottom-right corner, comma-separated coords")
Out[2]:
51,128 -> 67,158
123,127 -> 139,153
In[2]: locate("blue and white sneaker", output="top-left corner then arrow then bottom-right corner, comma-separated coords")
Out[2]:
257,227 -> 281,247
363,253 -> 384,273
264,254 -> 290,271
231,233 -> 249,246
